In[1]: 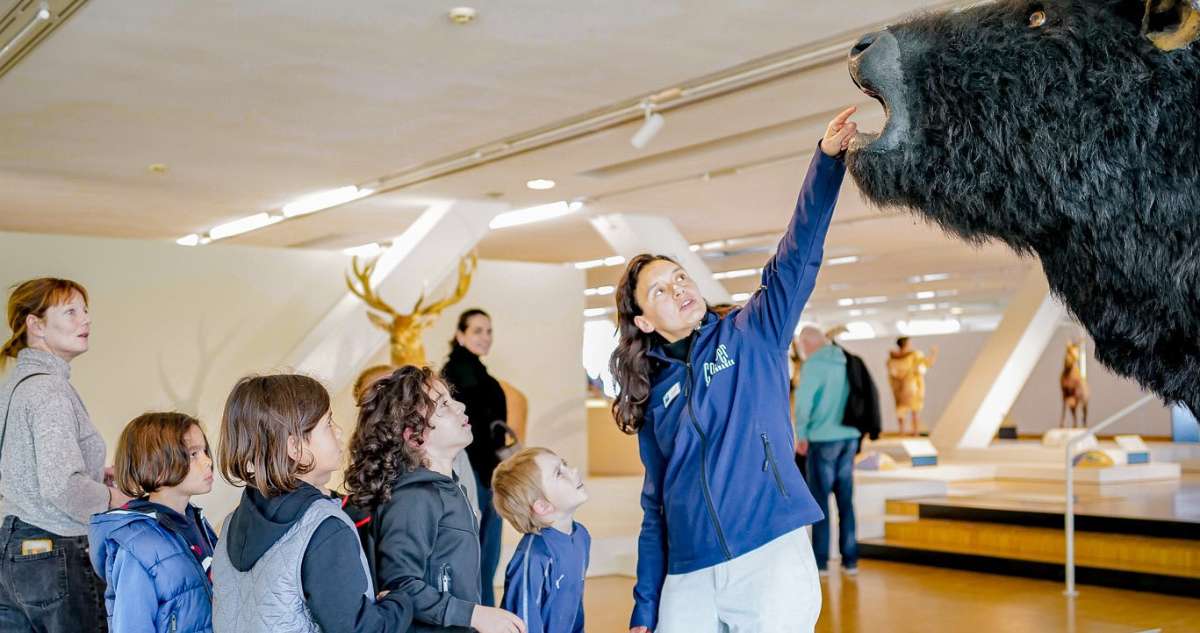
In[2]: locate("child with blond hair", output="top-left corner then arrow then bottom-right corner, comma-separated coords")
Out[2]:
493,448 -> 590,633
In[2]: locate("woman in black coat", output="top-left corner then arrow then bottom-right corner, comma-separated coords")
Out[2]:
440,309 -> 506,607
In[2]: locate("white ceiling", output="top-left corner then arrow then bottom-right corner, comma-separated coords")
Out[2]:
0,0 -> 1030,331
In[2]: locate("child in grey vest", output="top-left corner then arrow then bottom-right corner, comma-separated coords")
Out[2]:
210,373 -> 413,633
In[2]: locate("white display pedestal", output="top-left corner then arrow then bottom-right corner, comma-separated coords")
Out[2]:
1042,428 -> 1098,451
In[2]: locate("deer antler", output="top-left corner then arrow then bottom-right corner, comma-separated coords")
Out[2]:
346,256 -> 400,318
413,252 -> 478,319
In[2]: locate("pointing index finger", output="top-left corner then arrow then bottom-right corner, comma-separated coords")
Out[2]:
831,106 -> 858,127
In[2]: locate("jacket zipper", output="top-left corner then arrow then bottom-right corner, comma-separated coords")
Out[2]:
167,523 -> 213,600
683,333 -> 733,561
169,613 -> 177,633
452,481 -> 480,590
439,562 -> 452,593
760,434 -> 789,497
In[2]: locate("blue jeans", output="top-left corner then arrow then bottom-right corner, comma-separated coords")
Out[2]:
0,516 -> 109,632
804,438 -> 859,569
476,474 -> 503,607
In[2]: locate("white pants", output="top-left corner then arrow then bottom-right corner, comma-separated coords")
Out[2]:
657,528 -> 822,633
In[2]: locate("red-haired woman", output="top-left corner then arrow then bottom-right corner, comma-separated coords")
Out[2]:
0,278 -> 133,632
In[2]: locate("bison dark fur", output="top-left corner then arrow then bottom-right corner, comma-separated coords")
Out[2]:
846,0 -> 1200,416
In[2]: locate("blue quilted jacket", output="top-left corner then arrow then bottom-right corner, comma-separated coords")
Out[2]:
90,503 -> 217,633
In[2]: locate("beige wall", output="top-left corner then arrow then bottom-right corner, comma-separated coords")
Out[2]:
0,231 -> 584,526
587,402 -> 641,476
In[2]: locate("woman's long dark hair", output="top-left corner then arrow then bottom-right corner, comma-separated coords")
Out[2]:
345,365 -> 438,510
610,254 -> 677,434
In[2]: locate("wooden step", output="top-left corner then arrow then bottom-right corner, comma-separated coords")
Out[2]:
884,499 -> 920,516
882,518 -> 1200,579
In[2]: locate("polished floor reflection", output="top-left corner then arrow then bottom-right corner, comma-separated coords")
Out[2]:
582,561 -> 1200,632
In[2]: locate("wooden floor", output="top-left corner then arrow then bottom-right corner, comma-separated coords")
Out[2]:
579,561 -> 1200,632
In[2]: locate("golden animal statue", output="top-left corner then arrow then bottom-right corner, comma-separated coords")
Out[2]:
346,253 -> 477,367
1060,340 -> 1090,429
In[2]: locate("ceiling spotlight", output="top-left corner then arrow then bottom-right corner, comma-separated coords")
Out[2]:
175,234 -> 201,247
448,7 -> 477,24
630,102 -> 665,149
526,179 -> 556,190
0,2 -> 51,60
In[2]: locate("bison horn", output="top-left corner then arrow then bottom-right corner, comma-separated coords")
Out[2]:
1143,0 -> 1200,50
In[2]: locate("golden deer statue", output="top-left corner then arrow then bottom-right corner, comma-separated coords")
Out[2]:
346,252 -> 477,367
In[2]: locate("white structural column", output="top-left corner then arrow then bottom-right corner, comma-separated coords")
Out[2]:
589,214 -> 732,303
931,267 -> 1066,451
284,200 -> 507,392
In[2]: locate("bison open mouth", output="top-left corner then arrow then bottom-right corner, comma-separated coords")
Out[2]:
846,29 -> 910,153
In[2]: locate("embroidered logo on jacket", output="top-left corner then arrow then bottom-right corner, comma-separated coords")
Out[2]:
703,344 -> 737,386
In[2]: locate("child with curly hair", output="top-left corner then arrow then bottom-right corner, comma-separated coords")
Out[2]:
345,365 -> 525,633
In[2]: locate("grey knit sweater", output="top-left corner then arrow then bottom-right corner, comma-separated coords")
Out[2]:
0,348 -> 108,536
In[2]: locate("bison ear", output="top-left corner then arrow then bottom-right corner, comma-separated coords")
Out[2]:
1142,0 -> 1200,50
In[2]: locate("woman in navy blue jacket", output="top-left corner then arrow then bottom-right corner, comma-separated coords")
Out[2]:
610,107 -> 858,633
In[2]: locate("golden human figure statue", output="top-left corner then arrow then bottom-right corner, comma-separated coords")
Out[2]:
887,336 -> 938,436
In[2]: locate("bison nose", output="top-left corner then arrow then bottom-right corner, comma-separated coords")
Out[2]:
850,31 -> 879,61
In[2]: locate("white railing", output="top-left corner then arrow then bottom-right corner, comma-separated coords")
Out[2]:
1063,394 -> 1156,596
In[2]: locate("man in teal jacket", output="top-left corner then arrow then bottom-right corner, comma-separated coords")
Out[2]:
793,326 -> 860,575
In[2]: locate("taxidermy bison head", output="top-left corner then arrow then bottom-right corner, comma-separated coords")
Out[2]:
845,0 -> 1200,416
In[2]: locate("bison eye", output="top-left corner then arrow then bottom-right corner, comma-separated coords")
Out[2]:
1028,9 -> 1047,28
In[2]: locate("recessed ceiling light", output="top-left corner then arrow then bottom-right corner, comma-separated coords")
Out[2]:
526,178 -> 556,190
712,268 -> 761,280
175,234 -> 201,247
209,213 -> 282,240
282,185 -> 373,218
489,201 -> 577,230
343,242 -> 385,258
826,255 -> 859,266
448,7 -> 477,24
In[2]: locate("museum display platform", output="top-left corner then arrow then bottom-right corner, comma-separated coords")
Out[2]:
857,476 -> 1200,596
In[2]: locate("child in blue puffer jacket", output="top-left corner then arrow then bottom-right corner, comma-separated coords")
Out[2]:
89,412 -> 218,633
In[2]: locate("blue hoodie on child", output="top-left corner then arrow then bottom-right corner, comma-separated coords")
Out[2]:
89,500 -> 217,633
502,522 -> 590,633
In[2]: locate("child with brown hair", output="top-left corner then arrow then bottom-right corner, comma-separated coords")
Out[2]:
210,373 -> 412,633
89,412 -> 218,633
345,365 -> 524,633
492,448 -> 590,633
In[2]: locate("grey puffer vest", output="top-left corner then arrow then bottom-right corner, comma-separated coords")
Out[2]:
212,498 -> 373,632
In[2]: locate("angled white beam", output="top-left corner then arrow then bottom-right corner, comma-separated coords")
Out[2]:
931,267 -> 1066,451
284,200 -> 507,391
589,214 -> 732,303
